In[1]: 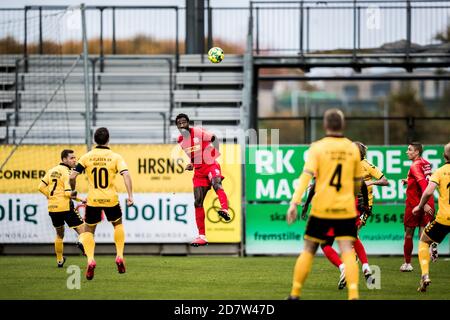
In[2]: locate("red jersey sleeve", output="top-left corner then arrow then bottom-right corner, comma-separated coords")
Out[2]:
177,135 -> 183,144
410,163 -> 426,183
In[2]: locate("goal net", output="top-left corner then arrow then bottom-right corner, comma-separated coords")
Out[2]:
0,6 -> 89,243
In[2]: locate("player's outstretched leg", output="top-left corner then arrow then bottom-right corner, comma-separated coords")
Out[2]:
191,187 -> 209,247
113,221 -> 126,274
289,251 -> 314,300
55,236 -> 65,268
417,240 -> 431,292
321,242 -> 346,290
212,178 -> 231,221
191,207 -> 209,247
288,240 -> 318,300
339,240 -> 359,300
54,226 -> 65,268
79,231 -> 96,280
354,238 -> 374,285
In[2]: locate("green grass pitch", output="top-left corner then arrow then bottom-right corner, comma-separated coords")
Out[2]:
0,255 -> 449,300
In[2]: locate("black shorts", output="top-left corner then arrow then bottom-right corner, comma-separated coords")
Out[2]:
49,210 -> 84,228
305,215 -> 357,244
321,236 -> 335,247
424,220 -> 450,244
85,204 -> 122,225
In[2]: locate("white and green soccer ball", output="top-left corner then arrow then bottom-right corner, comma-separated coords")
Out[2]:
208,47 -> 224,63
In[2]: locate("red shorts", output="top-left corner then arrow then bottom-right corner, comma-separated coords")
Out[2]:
404,204 -> 433,228
193,162 -> 225,188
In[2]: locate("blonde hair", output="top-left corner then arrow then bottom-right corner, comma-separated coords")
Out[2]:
445,142 -> 450,161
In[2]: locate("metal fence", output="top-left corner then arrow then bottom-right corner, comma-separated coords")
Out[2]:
250,0 -> 450,56
259,116 -> 450,145
2,1 -> 450,56
0,6 -> 180,57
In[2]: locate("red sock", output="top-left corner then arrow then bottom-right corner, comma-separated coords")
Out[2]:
215,188 -> 229,210
354,238 -> 369,265
195,207 -> 206,235
322,245 -> 342,268
404,235 -> 413,263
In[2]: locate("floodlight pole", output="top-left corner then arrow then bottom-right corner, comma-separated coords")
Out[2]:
81,3 -> 92,150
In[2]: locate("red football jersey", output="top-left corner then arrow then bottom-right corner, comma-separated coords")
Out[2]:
405,157 -> 435,208
177,127 -> 220,167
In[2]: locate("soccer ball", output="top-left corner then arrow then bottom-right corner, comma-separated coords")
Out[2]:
208,47 -> 224,63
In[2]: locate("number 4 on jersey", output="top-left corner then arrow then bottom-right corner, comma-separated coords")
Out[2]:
329,164 -> 342,192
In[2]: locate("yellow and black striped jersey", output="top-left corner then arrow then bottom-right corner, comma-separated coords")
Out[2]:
430,163 -> 450,226
304,135 -> 362,219
361,159 -> 384,207
75,146 -> 128,207
38,163 -> 73,212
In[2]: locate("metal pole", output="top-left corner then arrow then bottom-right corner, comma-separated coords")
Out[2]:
168,59 -> 173,141
14,59 -> 20,126
256,7 -> 260,54
357,6 -> 361,49
207,0 -> 212,50
251,68 -> 259,131
406,0 -> 411,61
81,3 -> 92,150
299,1 -> 304,57
91,58 -> 97,127
306,7 -> 310,53
175,8 -> 179,70
24,7 -> 28,72
99,7 -> 104,72
352,0 -> 357,61
39,7 -> 43,54
112,7 -> 116,54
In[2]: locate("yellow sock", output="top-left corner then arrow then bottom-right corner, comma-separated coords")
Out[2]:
114,224 -> 125,259
79,232 -> 95,263
290,251 -> 314,298
54,237 -> 64,262
418,241 -> 430,276
342,250 -> 359,300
